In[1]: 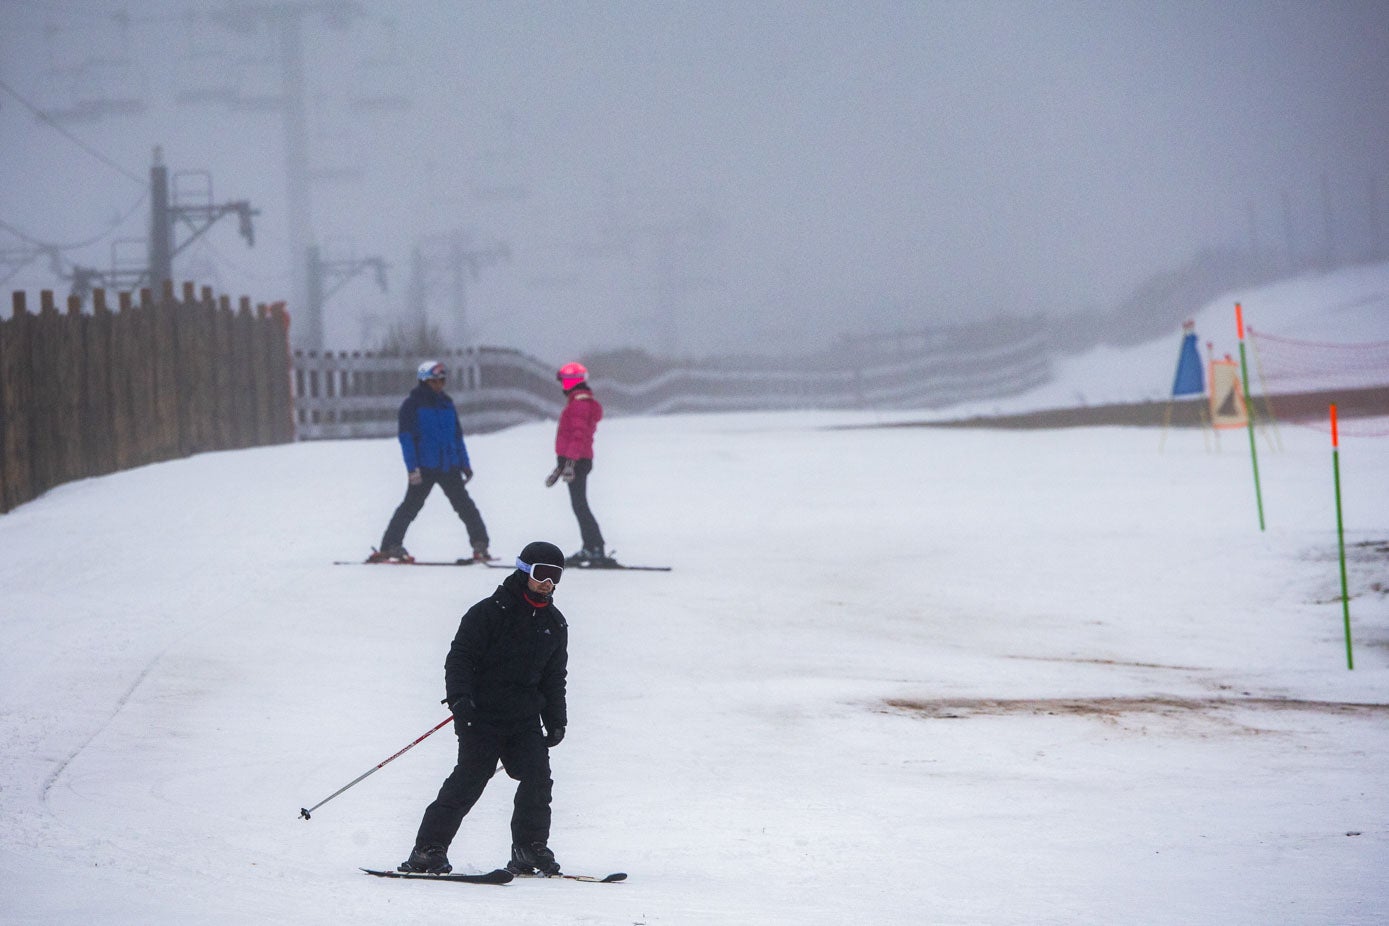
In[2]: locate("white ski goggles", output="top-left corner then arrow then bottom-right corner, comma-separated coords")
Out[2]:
516,558 -> 563,584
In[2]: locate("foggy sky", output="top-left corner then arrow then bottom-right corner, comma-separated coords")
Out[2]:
3,0 -> 1388,363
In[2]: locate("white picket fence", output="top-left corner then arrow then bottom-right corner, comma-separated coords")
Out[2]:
291,347 -> 560,439
291,334 -> 1052,439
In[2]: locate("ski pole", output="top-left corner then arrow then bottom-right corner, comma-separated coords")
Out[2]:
299,715 -> 453,820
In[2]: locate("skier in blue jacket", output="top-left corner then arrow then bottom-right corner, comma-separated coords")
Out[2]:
370,360 -> 491,563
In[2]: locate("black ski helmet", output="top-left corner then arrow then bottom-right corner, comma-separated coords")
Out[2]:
517,541 -> 565,570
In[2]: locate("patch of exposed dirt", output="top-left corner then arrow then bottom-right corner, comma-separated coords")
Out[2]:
1005,655 -> 1209,671
1307,538 -> 1389,601
882,696 -> 1389,722
1351,540 -> 1389,557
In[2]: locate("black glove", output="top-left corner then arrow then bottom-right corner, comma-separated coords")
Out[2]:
545,725 -> 565,748
560,459 -> 576,484
545,459 -> 569,488
447,696 -> 476,727
460,466 -> 473,484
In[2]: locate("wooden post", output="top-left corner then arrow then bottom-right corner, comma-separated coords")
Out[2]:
27,291 -> 60,498
154,279 -> 179,459
1,293 -> 35,511
213,295 -> 234,450
252,303 -> 272,445
233,297 -> 255,447
57,293 -> 86,484
131,287 -> 157,465
85,289 -> 116,478
174,284 -> 207,455
269,301 -> 295,442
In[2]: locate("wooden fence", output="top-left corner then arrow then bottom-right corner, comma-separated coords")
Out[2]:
0,282 -> 294,514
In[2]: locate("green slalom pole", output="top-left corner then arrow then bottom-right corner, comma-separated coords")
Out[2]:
1235,303 -> 1265,531
1330,404 -> 1353,670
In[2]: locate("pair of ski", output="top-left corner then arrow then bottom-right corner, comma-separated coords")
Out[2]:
562,559 -> 670,572
337,555 -> 671,572
334,557 -> 493,567
361,867 -> 626,885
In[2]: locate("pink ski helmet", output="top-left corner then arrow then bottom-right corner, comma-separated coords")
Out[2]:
557,361 -> 588,391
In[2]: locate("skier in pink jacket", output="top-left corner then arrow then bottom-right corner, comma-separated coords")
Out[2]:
545,362 -> 610,566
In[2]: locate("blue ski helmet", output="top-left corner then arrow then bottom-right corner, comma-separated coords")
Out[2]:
417,360 -> 446,381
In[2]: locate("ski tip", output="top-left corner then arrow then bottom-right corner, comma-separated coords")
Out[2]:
558,871 -> 627,882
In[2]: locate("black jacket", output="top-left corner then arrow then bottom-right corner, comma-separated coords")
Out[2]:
445,572 -> 568,733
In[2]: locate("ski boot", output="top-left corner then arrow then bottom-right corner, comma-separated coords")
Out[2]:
568,546 -> 617,568
588,548 -> 619,568
506,841 -> 560,876
566,546 -> 610,567
398,844 -> 451,874
367,545 -> 413,564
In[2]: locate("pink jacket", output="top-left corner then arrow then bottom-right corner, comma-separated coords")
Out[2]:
555,387 -> 603,460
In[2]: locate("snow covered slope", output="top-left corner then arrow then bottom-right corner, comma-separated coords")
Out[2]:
1,269 -> 1387,924
956,261 -> 1389,418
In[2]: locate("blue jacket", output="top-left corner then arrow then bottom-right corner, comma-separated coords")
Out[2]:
397,383 -> 471,472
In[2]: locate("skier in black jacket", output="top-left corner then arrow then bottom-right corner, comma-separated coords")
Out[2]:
399,541 -> 569,877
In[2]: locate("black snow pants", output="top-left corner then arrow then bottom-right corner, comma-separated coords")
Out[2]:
414,722 -> 553,850
381,468 -> 488,551
565,458 -> 604,552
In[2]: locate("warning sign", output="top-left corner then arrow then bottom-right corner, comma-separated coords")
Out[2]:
1209,359 -> 1247,429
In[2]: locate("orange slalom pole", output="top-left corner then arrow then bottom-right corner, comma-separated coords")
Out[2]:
1330,404 -> 1353,669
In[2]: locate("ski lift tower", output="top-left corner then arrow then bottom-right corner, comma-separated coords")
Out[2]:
201,1 -> 364,349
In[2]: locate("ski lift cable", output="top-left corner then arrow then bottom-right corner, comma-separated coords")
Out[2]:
0,233 -> 81,288
0,76 -> 144,185
0,188 -> 149,252
0,252 -> 49,288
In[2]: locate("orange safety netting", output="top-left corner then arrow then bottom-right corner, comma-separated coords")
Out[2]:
1246,327 -> 1389,437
